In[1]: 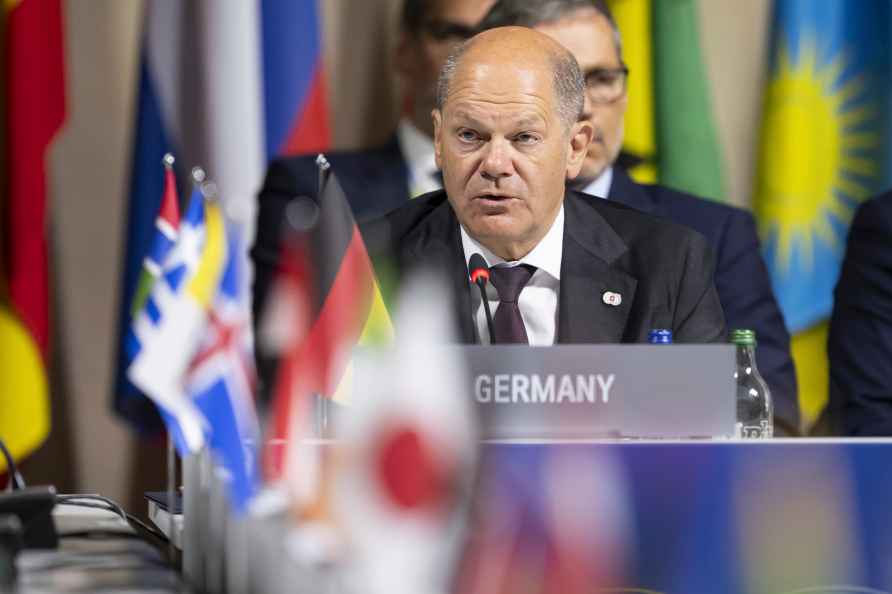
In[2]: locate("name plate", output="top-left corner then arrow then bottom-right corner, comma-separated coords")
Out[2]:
462,344 -> 736,439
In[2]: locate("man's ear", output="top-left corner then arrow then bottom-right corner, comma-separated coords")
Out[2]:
433,109 -> 444,169
566,119 -> 594,179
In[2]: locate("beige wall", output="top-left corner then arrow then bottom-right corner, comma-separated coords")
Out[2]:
699,0 -> 771,208
49,0 -> 143,503
45,0 -> 771,505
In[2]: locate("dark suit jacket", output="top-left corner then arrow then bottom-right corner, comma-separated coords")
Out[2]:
826,191 -> 892,435
607,167 -> 799,434
361,189 -> 726,345
252,137 -> 409,325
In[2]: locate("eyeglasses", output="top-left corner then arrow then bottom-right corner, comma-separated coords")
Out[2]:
421,19 -> 478,42
583,66 -> 629,104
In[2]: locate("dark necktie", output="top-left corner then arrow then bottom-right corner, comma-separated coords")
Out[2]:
489,265 -> 536,344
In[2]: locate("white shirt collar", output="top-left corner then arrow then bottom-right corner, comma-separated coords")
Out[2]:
459,204 -> 564,282
396,119 -> 441,196
580,166 -> 613,199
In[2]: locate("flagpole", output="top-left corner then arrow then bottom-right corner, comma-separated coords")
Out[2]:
166,432 -> 177,565
314,154 -> 331,438
162,152 -> 177,568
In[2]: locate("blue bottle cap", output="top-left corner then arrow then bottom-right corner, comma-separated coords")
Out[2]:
648,329 -> 673,344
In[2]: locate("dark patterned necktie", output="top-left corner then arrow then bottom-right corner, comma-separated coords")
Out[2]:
489,265 -> 536,344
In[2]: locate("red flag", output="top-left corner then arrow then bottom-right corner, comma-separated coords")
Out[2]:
1,0 -> 66,472
4,0 -> 66,357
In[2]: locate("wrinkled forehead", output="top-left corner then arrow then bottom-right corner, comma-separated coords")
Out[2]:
448,101 -> 550,131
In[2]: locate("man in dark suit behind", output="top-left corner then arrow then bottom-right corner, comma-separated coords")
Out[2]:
252,0 -> 495,324
363,26 -> 726,346
826,192 -> 892,435
479,0 -> 799,433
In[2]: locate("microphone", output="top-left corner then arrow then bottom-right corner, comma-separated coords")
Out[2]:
468,253 -> 496,344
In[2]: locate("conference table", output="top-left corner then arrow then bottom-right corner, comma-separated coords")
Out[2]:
473,439 -> 892,593
12,439 -> 892,593
12,501 -> 188,593
185,438 -> 892,594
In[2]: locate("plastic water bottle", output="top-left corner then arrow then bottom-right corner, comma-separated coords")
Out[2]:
731,329 -> 773,438
648,329 -> 673,344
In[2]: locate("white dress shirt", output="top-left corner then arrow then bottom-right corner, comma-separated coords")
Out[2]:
460,206 -> 564,345
396,119 -> 442,197
580,166 -> 613,199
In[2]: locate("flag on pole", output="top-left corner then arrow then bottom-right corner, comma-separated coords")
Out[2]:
115,156 -> 181,433
334,272 -> 476,594
131,156 -> 181,315
264,161 -> 392,481
128,186 -> 227,454
1,0 -> 66,471
753,0 -> 892,423
114,0 -> 331,433
186,224 -> 261,511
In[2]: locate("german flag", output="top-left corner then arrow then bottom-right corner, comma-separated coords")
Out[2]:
263,158 -> 392,480
1,0 -> 66,474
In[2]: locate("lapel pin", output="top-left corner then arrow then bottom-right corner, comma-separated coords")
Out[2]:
602,291 -> 622,306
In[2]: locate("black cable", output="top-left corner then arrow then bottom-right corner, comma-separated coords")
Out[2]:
57,494 -> 127,522
58,530 -> 146,541
0,435 -> 25,490
125,513 -> 169,544
56,494 -> 169,543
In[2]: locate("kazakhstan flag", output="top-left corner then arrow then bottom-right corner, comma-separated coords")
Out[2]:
755,0 -> 892,332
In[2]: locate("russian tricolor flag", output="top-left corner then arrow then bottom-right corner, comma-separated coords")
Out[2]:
114,0 -> 330,434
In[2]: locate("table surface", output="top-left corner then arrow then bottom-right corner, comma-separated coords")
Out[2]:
14,502 -> 189,593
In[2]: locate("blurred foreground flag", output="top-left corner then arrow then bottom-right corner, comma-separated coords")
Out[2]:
114,0 -> 331,434
753,0 -> 892,420
0,0 -> 65,471
128,186 -> 227,454
264,160 -> 392,481
335,273 -> 476,594
186,227 -> 261,512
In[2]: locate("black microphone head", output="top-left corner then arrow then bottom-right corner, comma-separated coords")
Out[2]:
469,253 -> 490,285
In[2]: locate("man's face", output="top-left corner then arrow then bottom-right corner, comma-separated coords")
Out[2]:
433,50 -> 592,260
395,0 -> 496,137
536,11 -> 627,180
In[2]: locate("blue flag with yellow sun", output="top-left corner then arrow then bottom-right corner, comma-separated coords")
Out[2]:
754,0 -> 892,423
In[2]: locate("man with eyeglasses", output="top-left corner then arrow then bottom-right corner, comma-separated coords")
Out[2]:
252,0 -> 495,325
479,0 -> 799,435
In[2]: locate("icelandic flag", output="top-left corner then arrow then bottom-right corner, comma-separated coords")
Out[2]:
115,0 -> 331,433
186,227 -> 261,511
128,189 -> 228,454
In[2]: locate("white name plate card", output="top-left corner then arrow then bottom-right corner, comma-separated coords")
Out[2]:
462,344 -> 736,440
350,344 -> 736,440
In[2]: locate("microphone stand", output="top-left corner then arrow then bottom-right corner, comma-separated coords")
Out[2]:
474,278 -> 497,345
